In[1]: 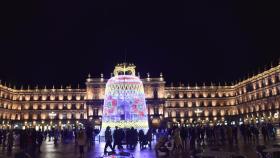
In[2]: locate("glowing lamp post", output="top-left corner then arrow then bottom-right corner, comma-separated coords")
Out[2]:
49,112 -> 57,119
274,112 -> 279,119
194,108 -> 203,124
194,108 -> 203,116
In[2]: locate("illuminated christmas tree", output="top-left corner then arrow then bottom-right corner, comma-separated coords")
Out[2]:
101,63 -> 149,130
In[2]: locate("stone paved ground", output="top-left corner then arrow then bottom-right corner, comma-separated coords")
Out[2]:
1,129 -> 280,158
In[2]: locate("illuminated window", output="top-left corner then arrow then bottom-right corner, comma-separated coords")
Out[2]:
154,107 -> 159,115
153,89 -> 158,99
93,108 -> 99,116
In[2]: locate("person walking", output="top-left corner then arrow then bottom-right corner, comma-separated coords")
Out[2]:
104,126 -> 114,153
54,129 -> 59,145
173,128 -> 183,151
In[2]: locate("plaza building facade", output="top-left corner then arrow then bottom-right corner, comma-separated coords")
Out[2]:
0,63 -> 280,130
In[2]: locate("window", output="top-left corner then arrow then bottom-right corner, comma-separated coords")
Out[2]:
168,111 -> 172,117
63,113 -> 67,119
46,104 -> 50,110
192,102 -> 195,107
201,101 -> 204,107
153,89 -> 158,99
93,108 -> 99,116
63,104 -> 67,110
185,111 -> 188,117
176,111 -> 180,117
154,107 -> 159,115
192,93 -> 195,98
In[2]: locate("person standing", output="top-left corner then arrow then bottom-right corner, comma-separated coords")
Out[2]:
77,130 -> 87,158
19,130 -> 26,150
138,130 -> 145,149
54,129 -> 59,145
126,129 -> 131,149
146,129 -> 153,149
37,130 -> 44,153
104,126 -> 114,153
0,129 -> 3,145
189,127 -> 196,151
47,129 -> 51,141
7,130 -> 14,156
86,127 -> 93,149
113,126 -> 123,150
232,125 -> 238,144
261,125 -> 268,142
226,125 -> 233,145
180,127 -> 187,149
130,127 -> 138,150
2,130 -> 7,150
174,128 -> 182,151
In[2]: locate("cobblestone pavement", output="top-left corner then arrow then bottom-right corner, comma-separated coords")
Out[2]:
1,129 -> 280,158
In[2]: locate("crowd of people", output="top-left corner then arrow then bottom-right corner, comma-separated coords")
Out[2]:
102,122 -> 278,157
154,123 -> 277,157
0,127 -> 95,158
0,129 -> 44,157
0,122 -> 278,157
104,126 -> 153,153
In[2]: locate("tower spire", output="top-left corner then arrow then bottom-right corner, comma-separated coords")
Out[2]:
124,48 -> 127,64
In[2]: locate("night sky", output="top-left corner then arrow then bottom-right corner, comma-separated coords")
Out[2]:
1,1 -> 280,88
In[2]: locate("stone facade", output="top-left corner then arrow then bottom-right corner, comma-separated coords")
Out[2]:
0,63 -> 280,130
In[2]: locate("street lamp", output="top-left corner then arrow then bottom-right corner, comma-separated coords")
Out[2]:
194,108 -> 203,124
49,111 -> 57,119
274,111 -> 279,119
194,108 -> 203,116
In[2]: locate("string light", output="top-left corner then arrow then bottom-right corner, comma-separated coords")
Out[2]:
102,64 -> 148,130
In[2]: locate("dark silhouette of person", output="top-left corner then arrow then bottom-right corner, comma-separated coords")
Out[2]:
139,129 -> 145,149
113,126 -> 123,150
146,129 -> 153,149
104,126 -> 114,153
37,130 -> 44,153
7,130 -> 14,156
